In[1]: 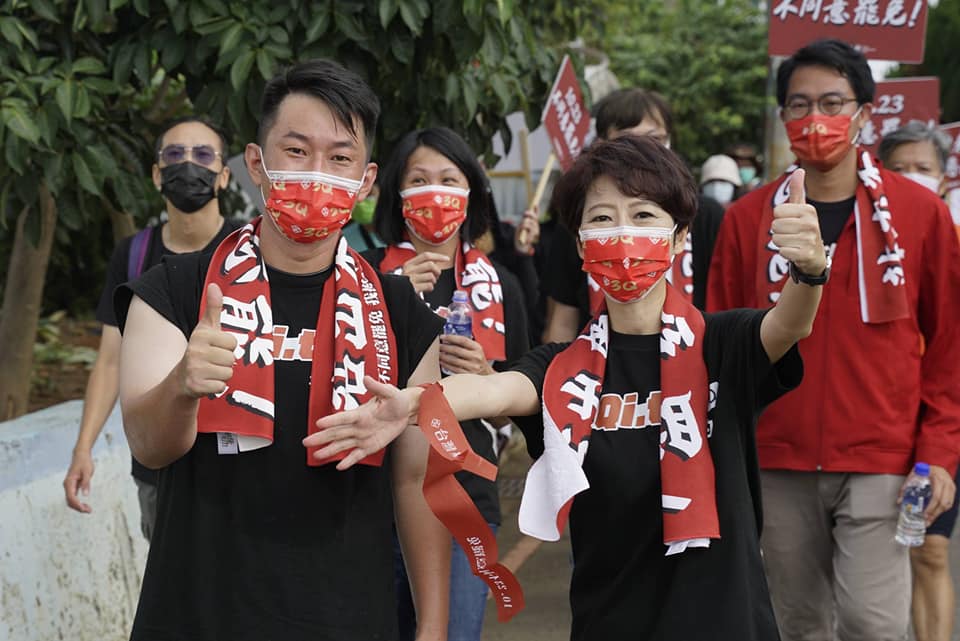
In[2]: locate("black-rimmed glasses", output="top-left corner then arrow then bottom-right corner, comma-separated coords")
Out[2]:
783,94 -> 859,120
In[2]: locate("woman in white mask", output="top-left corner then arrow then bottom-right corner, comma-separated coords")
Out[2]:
699,154 -> 742,208
878,118 -> 959,641
878,119 -> 951,199
308,135 -> 828,641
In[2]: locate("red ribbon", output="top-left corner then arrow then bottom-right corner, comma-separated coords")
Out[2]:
418,383 -> 525,622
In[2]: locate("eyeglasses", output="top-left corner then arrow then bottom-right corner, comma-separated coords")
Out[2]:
158,144 -> 222,167
783,94 -> 859,120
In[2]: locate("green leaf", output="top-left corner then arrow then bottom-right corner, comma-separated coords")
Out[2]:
490,74 -> 510,111
462,76 -> 478,121
85,0 -> 106,28
29,0 -> 60,22
304,4 -> 331,43
55,79 -> 75,123
219,22 -> 244,55
109,0 -> 128,11
5,131 -> 26,175
72,57 -> 107,75
268,26 -> 288,44
255,49 -> 274,80
193,17 -> 232,35
333,10 -> 365,41
1,101 -> 40,144
14,20 -> 39,49
162,37 -> 186,69
72,152 -> 101,195
0,19 -> 24,50
230,50 -> 255,91
112,42 -> 135,84
378,0 -> 398,28
132,0 -> 149,16
444,74 -> 459,105
42,154 -> 64,194
73,86 -> 91,119
398,0 -> 430,36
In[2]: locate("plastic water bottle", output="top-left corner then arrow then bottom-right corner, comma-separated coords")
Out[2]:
895,462 -> 932,547
443,290 -> 473,338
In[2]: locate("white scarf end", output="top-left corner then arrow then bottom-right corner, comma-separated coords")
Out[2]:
665,538 -> 711,556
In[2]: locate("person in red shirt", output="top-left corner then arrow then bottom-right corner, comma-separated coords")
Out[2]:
879,120 -> 958,641
707,39 -> 960,641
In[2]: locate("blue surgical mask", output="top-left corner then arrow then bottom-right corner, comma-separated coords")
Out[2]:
702,181 -> 736,206
739,166 -> 757,185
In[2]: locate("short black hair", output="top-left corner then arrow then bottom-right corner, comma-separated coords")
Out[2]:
776,39 -> 875,107
258,58 -> 380,156
593,88 -> 673,140
374,127 -> 492,245
154,116 -> 230,157
550,135 -> 698,235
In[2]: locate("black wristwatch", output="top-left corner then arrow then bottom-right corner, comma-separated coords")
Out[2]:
789,255 -> 831,286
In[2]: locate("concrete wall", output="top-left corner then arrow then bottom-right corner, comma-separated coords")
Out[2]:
0,401 -> 148,641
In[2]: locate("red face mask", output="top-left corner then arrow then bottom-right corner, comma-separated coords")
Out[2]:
580,226 -> 675,303
400,185 -> 470,245
785,109 -> 860,172
259,151 -> 365,243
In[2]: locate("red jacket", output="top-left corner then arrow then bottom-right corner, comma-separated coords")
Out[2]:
708,169 -> 960,475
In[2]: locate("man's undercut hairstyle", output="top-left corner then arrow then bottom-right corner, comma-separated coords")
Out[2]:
374,126 -> 492,245
878,120 -> 952,173
154,116 -> 230,158
776,38 -> 876,107
550,135 -> 698,235
593,88 -> 674,140
258,58 -> 381,155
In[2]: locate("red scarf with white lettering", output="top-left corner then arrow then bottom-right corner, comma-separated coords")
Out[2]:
756,149 -> 909,322
381,241 -> 506,361
523,285 -> 719,554
197,217 -> 397,466
587,236 -> 694,315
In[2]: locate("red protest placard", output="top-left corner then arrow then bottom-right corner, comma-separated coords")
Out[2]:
940,123 -> 960,226
768,0 -> 929,63
541,55 -> 591,172
861,77 -> 940,156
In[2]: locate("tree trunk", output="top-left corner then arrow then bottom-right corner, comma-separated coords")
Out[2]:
0,184 -> 58,421
104,198 -> 137,242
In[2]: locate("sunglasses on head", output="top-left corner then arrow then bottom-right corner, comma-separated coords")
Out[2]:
159,144 -> 222,167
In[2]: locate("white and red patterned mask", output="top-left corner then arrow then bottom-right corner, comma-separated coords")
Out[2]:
259,150 -> 365,243
400,184 -> 470,244
579,225 -> 676,303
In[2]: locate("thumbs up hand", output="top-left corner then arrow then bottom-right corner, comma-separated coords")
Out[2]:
771,169 -> 827,279
180,283 -> 239,398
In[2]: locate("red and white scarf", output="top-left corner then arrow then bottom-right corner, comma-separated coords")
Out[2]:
381,241 -> 506,361
756,149 -> 909,323
587,236 -> 694,315
519,285 -> 719,555
197,217 -> 397,466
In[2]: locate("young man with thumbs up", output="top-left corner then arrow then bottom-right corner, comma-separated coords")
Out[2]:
114,60 -> 450,641
707,39 -> 960,641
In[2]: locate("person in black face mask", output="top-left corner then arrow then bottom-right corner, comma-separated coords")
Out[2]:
63,116 -> 239,541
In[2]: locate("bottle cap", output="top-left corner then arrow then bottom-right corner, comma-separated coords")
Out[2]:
452,290 -> 469,303
914,462 -> 930,476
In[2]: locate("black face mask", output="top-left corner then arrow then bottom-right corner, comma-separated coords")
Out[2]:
160,162 -> 220,213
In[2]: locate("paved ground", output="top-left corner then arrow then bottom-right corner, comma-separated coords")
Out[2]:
483,441 -> 960,641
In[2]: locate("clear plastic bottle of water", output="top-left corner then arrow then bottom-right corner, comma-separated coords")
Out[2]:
441,290 -> 472,376
895,462 -> 932,547
443,290 -> 473,338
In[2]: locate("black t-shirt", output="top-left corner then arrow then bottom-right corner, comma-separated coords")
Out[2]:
95,219 -> 238,483
363,247 -> 530,525
511,309 -> 802,641
114,251 -> 444,641
544,195 -> 725,326
809,196 -> 855,247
